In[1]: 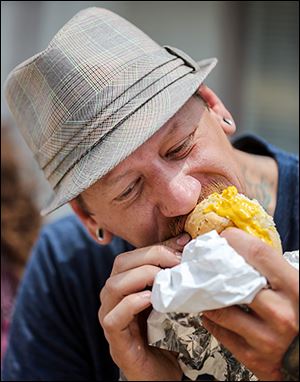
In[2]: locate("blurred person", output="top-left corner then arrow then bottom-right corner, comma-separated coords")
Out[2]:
1,125 -> 41,363
2,8 -> 299,381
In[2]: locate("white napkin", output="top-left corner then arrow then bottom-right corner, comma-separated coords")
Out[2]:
151,230 -> 267,313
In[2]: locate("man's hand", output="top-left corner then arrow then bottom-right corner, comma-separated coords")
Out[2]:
98,233 -> 190,381
202,228 -> 299,381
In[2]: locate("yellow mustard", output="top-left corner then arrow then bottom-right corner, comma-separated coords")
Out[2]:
204,186 -> 273,245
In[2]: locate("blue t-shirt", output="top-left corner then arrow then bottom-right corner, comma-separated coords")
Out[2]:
2,135 -> 299,381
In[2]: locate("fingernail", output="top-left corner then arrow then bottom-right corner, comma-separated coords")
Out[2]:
176,233 -> 190,246
140,291 -> 151,299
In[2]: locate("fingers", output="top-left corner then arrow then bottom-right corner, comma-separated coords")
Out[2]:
100,264 -> 160,320
202,314 -> 249,352
100,290 -> 152,343
202,306 -> 276,351
220,228 -> 294,290
249,288 -> 299,334
102,264 -> 160,302
101,234 -> 190,320
249,288 -> 286,319
99,290 -> 152,371
202,293 -> 298,350
98,236 -> 190,380
111,233 -> 190,275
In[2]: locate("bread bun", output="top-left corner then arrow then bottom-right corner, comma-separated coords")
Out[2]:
184,186 -> 282,253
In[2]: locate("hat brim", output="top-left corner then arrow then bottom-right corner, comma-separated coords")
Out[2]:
42,58 -> 217,215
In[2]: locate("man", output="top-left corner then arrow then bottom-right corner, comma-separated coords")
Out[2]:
3,7 -> 299,381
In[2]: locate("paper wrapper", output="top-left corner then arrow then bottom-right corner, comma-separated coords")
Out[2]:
147,231 -> 299,381
151,230 -> 267,313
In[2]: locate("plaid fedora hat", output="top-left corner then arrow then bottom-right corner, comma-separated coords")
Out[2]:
4,7 -> 217,215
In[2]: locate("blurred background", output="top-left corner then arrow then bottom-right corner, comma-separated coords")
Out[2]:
1,1 -> 299,222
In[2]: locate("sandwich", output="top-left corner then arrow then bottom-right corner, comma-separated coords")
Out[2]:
184,185 -> 282,253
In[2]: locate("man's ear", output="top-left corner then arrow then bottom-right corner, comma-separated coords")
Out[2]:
69,199 -> 113,245
197,84 -> 236,136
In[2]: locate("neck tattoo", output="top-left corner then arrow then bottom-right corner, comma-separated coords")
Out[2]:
241,164 -> 274,215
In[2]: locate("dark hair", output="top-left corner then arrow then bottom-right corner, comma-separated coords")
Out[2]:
193,91 -> 210,110
76,194 -> 94,216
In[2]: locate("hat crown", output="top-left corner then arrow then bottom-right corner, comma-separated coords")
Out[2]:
5,8 -> 160,155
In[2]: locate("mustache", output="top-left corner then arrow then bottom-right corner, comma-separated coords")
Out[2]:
168,177 -> 230,237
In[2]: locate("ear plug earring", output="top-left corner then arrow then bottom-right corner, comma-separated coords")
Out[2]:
96,228 -> 104,241
223,117 -> 233,126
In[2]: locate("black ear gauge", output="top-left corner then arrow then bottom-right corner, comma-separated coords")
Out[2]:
96,228 -> 104,241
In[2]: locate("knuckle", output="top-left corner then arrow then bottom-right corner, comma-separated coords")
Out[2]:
249,240 -> 268,263
99,286 -> 105,303
274,310 -> 298,335
101,312 -> 118,333
111,249 -> 133,273
243,349 -> 257,368
259,334 -> 279,356
104,277 -> 117,295
113,254 -> 124,272
98,306 -> 104,326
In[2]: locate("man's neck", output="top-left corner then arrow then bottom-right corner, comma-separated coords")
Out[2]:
234,149 -> 278,216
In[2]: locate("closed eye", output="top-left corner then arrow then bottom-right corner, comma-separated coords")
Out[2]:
165,132 -> 195,160
114,177 -> 142,202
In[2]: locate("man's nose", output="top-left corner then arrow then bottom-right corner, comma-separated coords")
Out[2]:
153,170 -> 201,217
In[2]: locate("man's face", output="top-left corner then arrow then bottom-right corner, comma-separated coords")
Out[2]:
81,96 -> 245,247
